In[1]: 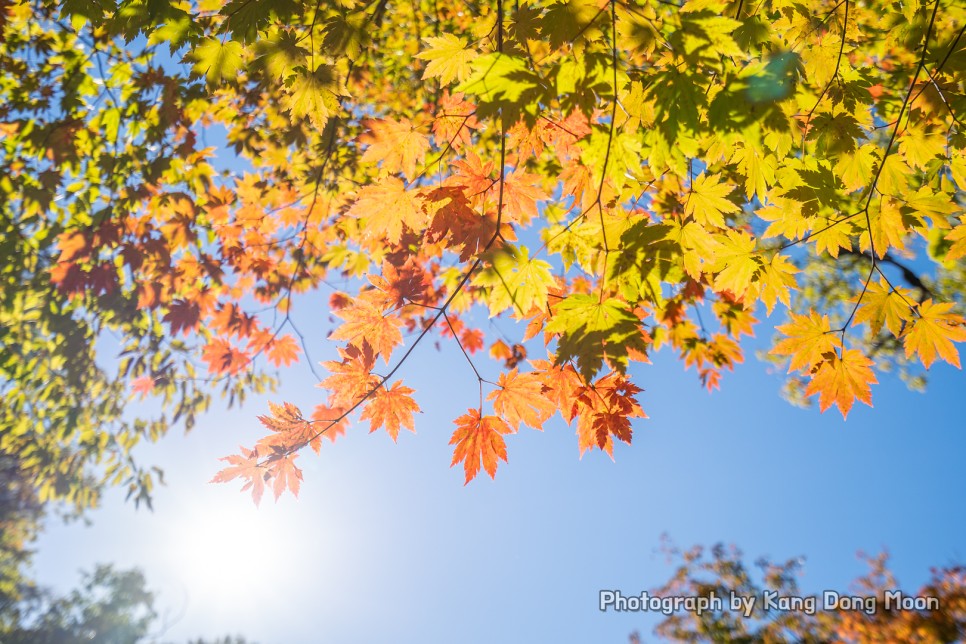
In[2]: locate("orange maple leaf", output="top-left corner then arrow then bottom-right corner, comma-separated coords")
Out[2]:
449,409 -> 513,484
201,338 -> 250,375
359,117 -> 430,180
211,446 -> 267,506
424,185 -> 496,261
256,401 -> 325,454
268,454 -> 303,501
319,343 -> 380,408
56,230 -> 91,262
265,334 -> 301,368
347,178 -> 426,246
770,310 -> 842,373
360,381 -> 421,441
501,169 -> 547,225
329,296 -> 403,363
903,300 -> 966,369
487,368 -> 555,430
432,91 -> 479,150
530,359 -> 582,423
310,404 -> 350,446
804,349 -> 877,419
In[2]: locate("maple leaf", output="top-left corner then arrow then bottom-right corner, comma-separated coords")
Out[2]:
268,454 -> 303,501
56,230 -> 91,262
319,343 -> 380,408
903,300 -> 966,369
265,334 -> 301,367
256,401 -> 326,455
572,374 -> 645,456
432,91 -> 480,150
546,295 -> 646,380
530,359 -> 583,423
369,260 -> 432,308
359,118 -> 430,181
473,245 -> 556,317
500,169 -> 547,224
487,368 -> 555,431
190,38 -> 245,84
201,338 -> 250,375
257,401 -> 307,433
283,64 -> 342,129
857,198 -> 907,258
360,381 -> 421,441
771,310 -> 842,373
211,446 -> 267,506
416,34 -> 478,85
131,376 -> 155,397
347,178 -> 426,246
709,229 -> 761,301
449,409 -> 513,484
686,172 -> 740,228
945,216 -> 966,262
310,404 -> 350,447
329,295 -> 403,363
489,339 -> 527,368
754,253 -> 798,315
163,299 -> 201,336
424,186 -> 495,261
853,279 -> 914,337
804,349 -> 878,419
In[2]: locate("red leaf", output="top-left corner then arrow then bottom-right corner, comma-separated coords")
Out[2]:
163,299 -> 202,336
131,376 -> 155,397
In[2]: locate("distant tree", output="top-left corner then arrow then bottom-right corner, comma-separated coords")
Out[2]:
0,451 -> 43,609
633,542 -> 966,643
0,565 -> 156,644
0,563 -> 257,644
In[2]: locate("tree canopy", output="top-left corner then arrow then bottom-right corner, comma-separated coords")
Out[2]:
1,0 -> 965,513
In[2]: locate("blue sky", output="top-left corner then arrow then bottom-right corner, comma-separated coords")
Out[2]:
28,296 -> 966,643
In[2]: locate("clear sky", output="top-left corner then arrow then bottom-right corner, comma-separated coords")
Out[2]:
28,292 -> 966,643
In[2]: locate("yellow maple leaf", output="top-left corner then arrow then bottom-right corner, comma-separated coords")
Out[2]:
852,278 -> 914,337
755,253 -> 798,315
685,172 -> 739,229
945,216 -> 966,262
771,310 -> 841,373
857,198 -> 906,258
709,229 -> 761,300
903,300 -> 966,369
416,34 -> 478,85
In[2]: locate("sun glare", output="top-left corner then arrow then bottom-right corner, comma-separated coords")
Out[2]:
165,498 -> 295,610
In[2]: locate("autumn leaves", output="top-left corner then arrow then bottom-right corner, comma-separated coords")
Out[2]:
200,0 -> 966,504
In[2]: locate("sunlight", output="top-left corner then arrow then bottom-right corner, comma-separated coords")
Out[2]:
164,497 -> 296,610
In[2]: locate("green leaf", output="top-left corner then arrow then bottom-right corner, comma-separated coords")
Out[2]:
473,245 -> 556,317
546,295 -> 645,380
283,65 -> 343,129
190,38 -> 246,84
